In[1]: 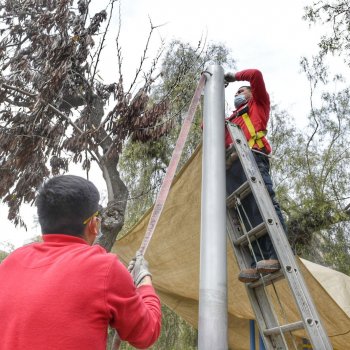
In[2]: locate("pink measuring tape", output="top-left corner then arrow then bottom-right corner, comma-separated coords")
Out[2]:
138,72 -> 208,255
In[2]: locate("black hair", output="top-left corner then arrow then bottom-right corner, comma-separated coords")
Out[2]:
238,85 -> 251,91
36,175 -> 100,236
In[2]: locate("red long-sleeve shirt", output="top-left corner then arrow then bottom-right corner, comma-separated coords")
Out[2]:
0,234 -> 161,350
225,69 -> 272,153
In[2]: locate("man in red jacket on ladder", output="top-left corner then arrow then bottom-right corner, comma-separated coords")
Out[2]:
0,175 -> 161,350
224,69 -> 288,283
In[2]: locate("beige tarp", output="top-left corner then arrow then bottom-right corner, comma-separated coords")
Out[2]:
113,146 -> 350,349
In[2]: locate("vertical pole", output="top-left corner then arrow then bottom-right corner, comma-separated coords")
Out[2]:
198,65 -> 227,350
250,320 -> 256,350
259,333 -> 266,350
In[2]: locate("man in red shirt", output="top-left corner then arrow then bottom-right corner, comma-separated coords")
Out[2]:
224,69 -> 287,283
0,175 -> 161,349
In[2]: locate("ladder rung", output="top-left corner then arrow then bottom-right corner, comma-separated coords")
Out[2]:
248,270 -> 284,288
226,180 -> 251,208
263,320 -> 304,336
233,222 -> 267,246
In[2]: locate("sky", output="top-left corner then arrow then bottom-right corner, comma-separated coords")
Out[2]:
0,0 -> 344,250
112,0 -> 325,119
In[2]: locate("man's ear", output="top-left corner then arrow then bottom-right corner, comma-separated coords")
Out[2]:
84,218 -> 98,244
88,217 -> 99,236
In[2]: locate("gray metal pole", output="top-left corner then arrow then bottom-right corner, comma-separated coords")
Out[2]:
198,65 -> 227,350
250,320 -> 256,350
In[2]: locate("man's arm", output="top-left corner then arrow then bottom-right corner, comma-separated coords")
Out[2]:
226,69 -> 269,106
137,275 -> 152,286
106,256 -> 161,349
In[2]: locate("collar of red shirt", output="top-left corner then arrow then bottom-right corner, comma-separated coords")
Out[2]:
42,234 -> 88,245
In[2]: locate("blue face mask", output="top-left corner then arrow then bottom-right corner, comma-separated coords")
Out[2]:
93,228 -> 103,245
234,95 -> 247,109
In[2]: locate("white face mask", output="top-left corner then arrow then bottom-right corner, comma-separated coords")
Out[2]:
234,95 -> 247,109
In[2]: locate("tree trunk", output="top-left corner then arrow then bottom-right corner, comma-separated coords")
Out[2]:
98,162 -> 128,252
88,95 -> 129,252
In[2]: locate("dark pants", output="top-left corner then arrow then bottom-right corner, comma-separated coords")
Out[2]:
226,152 -> 287,266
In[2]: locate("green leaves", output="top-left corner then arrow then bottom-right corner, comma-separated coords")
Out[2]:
304,1 -> 350,65
270,93 -> 350,270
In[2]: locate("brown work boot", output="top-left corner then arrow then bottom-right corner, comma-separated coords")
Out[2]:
238,268 -> 260,283
256,259 -> 281,274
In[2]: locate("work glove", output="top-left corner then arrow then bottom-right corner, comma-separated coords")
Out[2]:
224,72 -> 236,84
128,250 -> 152,287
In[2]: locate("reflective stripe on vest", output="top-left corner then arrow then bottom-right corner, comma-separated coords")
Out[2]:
241,112 -> 267,149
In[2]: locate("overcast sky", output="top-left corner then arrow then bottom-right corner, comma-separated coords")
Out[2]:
1,0 -> 344,249
113,0 -> 324,119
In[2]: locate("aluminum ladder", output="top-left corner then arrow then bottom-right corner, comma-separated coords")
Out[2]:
225,122 -> 332,350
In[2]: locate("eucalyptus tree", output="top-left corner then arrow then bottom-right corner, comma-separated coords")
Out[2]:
304,0 -> 350,65
301,0 -> 350,272
268,97 -> 350,273
261,0 -> 350,272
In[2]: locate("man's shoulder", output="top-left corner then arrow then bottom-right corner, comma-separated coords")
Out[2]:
4,242 -> 39,258
87,245 -> 121,266
0,242 -> 45,269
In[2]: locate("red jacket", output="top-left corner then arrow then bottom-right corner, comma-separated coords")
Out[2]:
225,69 -> 272,153
0,234 -> 161,350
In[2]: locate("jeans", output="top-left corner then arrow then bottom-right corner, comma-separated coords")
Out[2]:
226,151 -> 287,266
